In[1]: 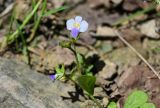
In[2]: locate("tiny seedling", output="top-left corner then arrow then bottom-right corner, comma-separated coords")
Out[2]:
124,90 -> 155,108
107,90 -> 156,108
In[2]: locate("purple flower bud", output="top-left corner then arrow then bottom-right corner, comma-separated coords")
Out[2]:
49,74 -> 56,81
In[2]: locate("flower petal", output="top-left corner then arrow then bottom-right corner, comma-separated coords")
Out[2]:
79,20 -> 88,32
71,28 -> 79,38
75,16 -> 82,22
66,19 -> 75,30
49,74 -> 56,81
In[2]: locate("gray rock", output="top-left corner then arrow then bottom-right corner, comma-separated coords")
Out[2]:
0,58 -> 81,108
98,60 -> 117,80
140,19 -> 160,39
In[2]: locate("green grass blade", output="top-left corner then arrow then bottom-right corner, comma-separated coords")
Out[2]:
15,20 -> 29,63
0,0 -> 42,51
27,0 -> 47,42
112,4 -> 155,26
43,6 -> 69,17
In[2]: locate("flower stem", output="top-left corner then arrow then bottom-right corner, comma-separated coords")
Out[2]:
69,76 -> 104,108
67,38 -> 104,108
69,40 -> 81,74
73,45 -> 81,73
89,95 -> 104,108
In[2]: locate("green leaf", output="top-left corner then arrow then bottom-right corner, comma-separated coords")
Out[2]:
55,65 -> 65,74
76,75 -> 96,95
59,40 -> 71,48
55,66 -> 61,74
76,53 -> 93,76
43,6 -> 68,17
77,53 -> 85,65
55,65 -> 65,80
108,102 -> 117,108
124,91 -> 148,108
61,64 -> 65,73
141,103 -> 156,108
86,65 -> 93,72
84,65 -> 93,76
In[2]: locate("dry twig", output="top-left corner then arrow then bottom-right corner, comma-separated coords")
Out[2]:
114,30 -> 160,80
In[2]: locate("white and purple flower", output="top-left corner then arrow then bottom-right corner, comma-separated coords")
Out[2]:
66,16 -> 88,38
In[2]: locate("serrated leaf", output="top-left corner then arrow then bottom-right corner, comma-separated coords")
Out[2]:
76,75 -> 96,95
108,102 -> 117,108
124,91 -> 148,108
141,103 -> 156,108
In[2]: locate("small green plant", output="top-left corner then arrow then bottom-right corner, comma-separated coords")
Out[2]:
108,102 -> 117,108
49,16 -> 103,108
124,90 -> 155,108
107,90 -> 156,108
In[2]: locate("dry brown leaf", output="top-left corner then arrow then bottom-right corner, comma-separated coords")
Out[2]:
120,29 -> 142,42
117,66 -> 143,90
152,96 -> 160,108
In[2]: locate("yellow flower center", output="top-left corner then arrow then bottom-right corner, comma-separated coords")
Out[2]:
73,22 -> 80,29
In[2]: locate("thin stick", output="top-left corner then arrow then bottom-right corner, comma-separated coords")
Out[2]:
114,30 -> 160,79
